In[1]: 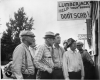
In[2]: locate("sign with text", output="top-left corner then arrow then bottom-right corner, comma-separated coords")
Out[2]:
57,1 -> 91,20
78,34 -> 87,40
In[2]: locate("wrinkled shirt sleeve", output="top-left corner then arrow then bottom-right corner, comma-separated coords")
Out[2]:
63,52 -> 69,79
34,45 -> 48,71
12,46 -> 25,79
84,51 -> 94,65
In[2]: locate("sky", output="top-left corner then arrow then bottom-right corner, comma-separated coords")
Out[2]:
0,0 -> 90,50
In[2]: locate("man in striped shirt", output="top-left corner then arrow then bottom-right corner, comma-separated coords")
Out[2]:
34,31 -> 55,79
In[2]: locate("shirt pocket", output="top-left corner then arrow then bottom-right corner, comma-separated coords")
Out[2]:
44,50 -> 52,58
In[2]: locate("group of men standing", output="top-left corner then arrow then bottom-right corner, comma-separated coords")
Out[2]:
9,30 -> 94,80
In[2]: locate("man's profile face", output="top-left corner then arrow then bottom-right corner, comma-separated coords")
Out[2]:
47,38 -> 54,46
77,45 -> 82,50
30,40 -> 36,48
70,42 -> 77,50
26,36 -> 35,45
63,42 -> 68,48
55,35 -> 61,44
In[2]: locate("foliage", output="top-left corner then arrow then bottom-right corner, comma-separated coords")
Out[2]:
1,7 -> 34,61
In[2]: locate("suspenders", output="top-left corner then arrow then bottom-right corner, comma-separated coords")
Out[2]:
22,44 -> 35,74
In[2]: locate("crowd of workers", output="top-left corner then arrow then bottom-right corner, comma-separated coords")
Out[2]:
1,30 -> 95,80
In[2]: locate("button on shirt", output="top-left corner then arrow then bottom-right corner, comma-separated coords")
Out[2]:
34,44 -> 54,71
63,49 -> 84,78
12,43 -> 35,79
53,46 -> 65,68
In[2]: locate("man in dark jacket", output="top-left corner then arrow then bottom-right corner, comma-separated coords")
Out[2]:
77,41 -> 95,79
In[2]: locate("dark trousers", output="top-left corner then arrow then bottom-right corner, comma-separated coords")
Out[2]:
52,68 -> 64,79
34,68 -> 38,79
68,70 -> 81,79
36,70 -> 52,79
85,66 -> 96,79
1,69 -> 3,79
22,74 -> 35,79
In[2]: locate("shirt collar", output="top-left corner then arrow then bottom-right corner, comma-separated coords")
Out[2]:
53,45 -> 56,49
53,44 -> 60,49
22,43 -> 30,52
44,43 -> 51,49
22,43 -> 29,48
69,48 -> 77,53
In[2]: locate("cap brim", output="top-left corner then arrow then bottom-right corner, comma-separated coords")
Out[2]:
21,35 -> 35,37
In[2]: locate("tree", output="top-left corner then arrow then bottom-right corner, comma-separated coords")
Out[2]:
1,7 -> 34,61
1,27 -> 13,61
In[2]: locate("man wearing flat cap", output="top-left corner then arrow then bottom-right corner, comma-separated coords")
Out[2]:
34,31 -> 55,79
77,41 -> 94,79
12,30 -> 36,79
63,38 -> 84,80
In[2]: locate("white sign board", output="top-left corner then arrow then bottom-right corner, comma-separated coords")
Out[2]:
78,34 -> 87,40
57,1 -> 91,20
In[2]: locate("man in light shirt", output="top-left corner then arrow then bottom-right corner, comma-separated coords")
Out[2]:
63,38 -> 84,80
34,31 -> 55,79
52,33 -> 65,79
12,30 -> 36,79
29,42 -> 36,58
29,43 -> 37,79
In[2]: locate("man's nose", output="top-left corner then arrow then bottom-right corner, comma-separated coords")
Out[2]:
53,40 -> 55,43
33,38 -> 35,41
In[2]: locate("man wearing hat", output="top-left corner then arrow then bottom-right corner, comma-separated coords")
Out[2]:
34,31 -> 55,79
12,30 -> 36,79
63,40 -> 68,51
63,38 -> 84,80
77,41 -> 95,79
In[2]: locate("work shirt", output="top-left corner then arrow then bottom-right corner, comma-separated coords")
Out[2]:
34,44 -> 54,71
29,46 -> 36,58
12,43 -> 35,79
63,49 -> 84,79
53,45 -> 65,68
79,50 -> 94,66
79,49 -> 94,79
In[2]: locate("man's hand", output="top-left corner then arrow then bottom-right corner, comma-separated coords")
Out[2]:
65,77 -> 70,80
46,68 -> 52,73
81,77 -> 84,80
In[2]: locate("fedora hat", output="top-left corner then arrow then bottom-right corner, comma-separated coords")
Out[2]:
67,38 -> 76,47
44,31 -> 55,39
